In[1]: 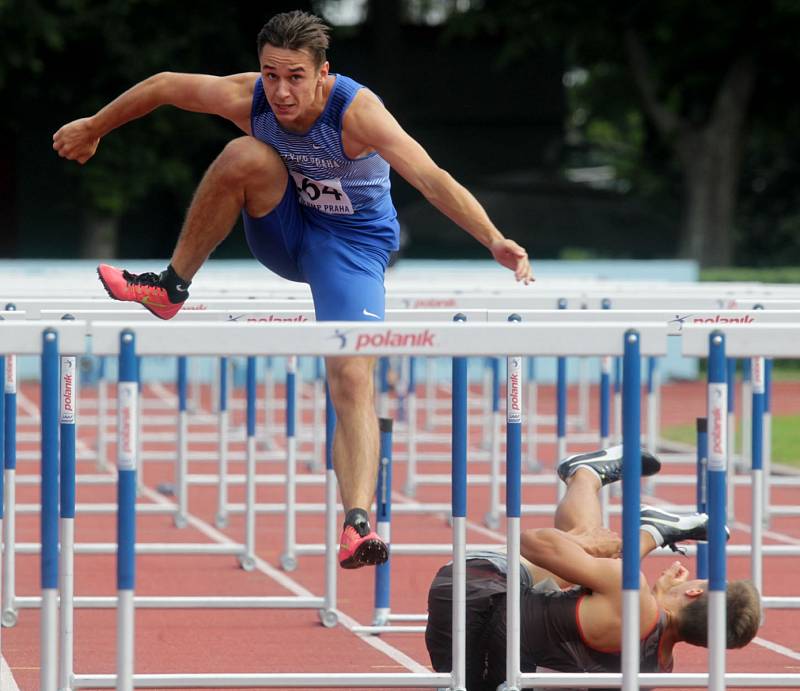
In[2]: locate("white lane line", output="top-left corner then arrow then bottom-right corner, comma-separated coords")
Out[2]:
732,520 -> 800,545
753,636 -> 800,661
1,656 -> 22,691
15,389 -> 41,421
149,381 -> 177,405
135,482 -> 432,675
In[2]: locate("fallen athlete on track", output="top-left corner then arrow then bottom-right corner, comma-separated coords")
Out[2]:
425,446 -> 761,691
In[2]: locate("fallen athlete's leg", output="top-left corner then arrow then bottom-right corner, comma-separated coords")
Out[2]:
554,468 -> 603,533
640,505 -> 722,559
555,447 -> 662,567
517,468 -> 605,589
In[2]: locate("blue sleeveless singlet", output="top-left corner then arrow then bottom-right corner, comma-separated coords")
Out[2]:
250,74 -> 400,251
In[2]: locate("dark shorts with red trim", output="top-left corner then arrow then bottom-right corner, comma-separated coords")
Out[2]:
425,556 -> 530,691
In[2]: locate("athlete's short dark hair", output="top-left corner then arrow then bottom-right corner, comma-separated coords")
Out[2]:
257,10 -> 330,70
677,580 -> 761,648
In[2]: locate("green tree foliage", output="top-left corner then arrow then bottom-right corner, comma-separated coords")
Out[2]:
448,0 -> 800,267
1,0 -> 315,255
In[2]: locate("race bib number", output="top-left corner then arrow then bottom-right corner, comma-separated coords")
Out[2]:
290,172 -> 354,215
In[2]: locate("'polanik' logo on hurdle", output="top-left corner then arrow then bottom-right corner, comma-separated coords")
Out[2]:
670,313 -> 756,330
331,328 -> 437,351
227,313 -> 308,322
507,357 -> 522,423
401,297 -> 458,309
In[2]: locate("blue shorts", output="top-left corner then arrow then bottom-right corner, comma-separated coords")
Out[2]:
243,179 -> 389,322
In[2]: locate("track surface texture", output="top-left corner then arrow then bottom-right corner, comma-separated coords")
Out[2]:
2,378 -> 799,690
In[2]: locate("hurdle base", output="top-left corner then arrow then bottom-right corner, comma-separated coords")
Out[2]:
72,672 -> 452,688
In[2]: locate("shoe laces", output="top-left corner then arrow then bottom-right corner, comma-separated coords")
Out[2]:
343,520 -> 372,539
123,270 -> 165,295
123,270 -> 163,288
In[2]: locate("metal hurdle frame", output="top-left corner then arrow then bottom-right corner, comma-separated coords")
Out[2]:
682,323 -> 800,615
0,307 -> 492,646
6,306 -> 800,615
6,307 -> 800,515
2,338 -> 17,627
481,308 -> 800,524
61,318 -> 673,690
0,321 -> 86,690
0,347 -> 4,659
4,308 -> 494,573
0,325 -> 342,684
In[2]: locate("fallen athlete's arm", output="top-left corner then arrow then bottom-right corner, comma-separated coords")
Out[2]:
521,527 -> 659,626
53,72 -> 257,164
343,90 -> 533,284
521,527 -> 621,593
523,529 -> 662,586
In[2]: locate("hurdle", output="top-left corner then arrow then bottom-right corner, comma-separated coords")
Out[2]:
1,342 -> 14,628
0,347 -> 4,658
1,323 -> 341,655
2,273 -> 800,686
7,304 -> 800,578
70,317 -> 672,689
0,321 -> 85,689
9,304 -> 800,487
74,317 -> 800,689
0,307 -> 478,631
682,323 -> 800,614
6,310 -> 800,520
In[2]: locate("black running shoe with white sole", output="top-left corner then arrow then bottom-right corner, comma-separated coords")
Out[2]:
556,445 -> 661,487
640,505 -> 730,554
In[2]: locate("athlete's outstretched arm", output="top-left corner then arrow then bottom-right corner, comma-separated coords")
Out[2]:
344,90 -> 533,284
53,72 -> 257,164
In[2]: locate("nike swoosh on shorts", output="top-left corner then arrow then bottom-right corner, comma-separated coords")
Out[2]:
362,308 -> 380,319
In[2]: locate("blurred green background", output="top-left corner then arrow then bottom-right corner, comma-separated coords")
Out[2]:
3,0 -> 800,269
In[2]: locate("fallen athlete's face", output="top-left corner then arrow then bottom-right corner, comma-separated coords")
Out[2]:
259,45 -> 329,129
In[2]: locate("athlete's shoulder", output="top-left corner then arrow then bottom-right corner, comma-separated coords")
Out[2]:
334,73 -> 367,89
342,86 -> 387,125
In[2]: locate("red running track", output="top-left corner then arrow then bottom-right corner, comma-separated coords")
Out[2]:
2,378 -> 799,690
